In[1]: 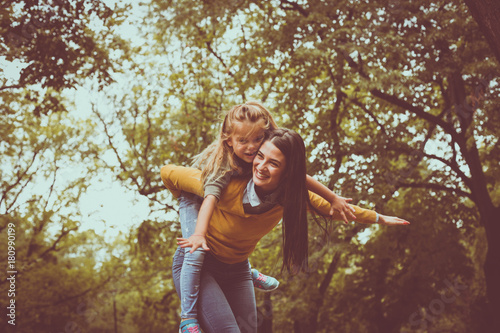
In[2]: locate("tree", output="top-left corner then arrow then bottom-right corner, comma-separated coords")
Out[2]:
139,0 -> 499,331
0,105 -> 110,332
319,188 -> 479,333
464,0 -> 500,65
1,2 -> 180,332
87,50 -> 226,329
1,0 -> 129,115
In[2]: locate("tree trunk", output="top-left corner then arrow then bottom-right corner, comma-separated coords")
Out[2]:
114,297 -> 118,333
292,251 -> 341,332
460,139 -> 500,333
374,258 -> 392,333
463,0 -> 500,65
481,205 -> 500,333
259,293 -> 273,333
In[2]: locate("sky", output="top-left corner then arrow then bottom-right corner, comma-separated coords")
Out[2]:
1,0 -> 154,241
73,0 -> 159,238
1,0 -> 402,244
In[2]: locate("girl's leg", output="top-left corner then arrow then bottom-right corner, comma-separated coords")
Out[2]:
172,246 -> 184,298
178,192 -> 206,320
248,262 -> 280,292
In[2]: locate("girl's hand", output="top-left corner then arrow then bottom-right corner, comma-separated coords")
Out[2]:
378,215 -> 411,226
329,194 -> 356,224
177,235 -> 210,253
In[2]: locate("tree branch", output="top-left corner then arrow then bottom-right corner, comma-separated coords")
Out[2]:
92,104 -> 142,191
205,40 -> 233,77
0,84 -> 23,91
43,161 -> 58,212
279,0 -> 309,17
139,106 -> 154,196
319,251 -> 340,295
370,89 -> 457,139
396,181 -> 472,199
38,225 -> 79,260
352,100 -> 388,137
1,149 -> 40,212
262,60 -> 286,103
421,152 -> 472,188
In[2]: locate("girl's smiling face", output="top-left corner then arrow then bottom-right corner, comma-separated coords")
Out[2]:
227,121 -> 266,164
252,140 -> 286,193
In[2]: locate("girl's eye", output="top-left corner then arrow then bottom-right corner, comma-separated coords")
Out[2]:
239,138 -> 247,143
254,136 -> 264,143
271,162 -> 278,167
256,152 -> 263,159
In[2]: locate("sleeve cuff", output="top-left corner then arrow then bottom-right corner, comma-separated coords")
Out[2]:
204,184 -> 222,201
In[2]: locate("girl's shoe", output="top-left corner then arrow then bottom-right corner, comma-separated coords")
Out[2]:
251,268 -> 279,292
180,319 -> 203,333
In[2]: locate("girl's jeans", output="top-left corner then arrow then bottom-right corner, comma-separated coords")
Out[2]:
173,247 -> 258,333
178,191 -> 206,319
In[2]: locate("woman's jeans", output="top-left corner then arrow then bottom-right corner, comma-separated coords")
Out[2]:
178,191 -> 206,319
173,247 -> 258,333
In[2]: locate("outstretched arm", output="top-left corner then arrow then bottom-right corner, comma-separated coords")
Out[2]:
378,214 -> 410,226
306,175 -> 356,224
308,191 -> 410,225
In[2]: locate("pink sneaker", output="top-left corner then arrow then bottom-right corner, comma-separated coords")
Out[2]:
180,319 -> 203,333
251,268 -> 279,292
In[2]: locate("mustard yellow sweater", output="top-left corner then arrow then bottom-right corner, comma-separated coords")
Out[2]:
161,165 -> 377,264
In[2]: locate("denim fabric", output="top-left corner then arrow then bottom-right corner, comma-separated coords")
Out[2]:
173,247 -> 257,333
178,191 -> 206,319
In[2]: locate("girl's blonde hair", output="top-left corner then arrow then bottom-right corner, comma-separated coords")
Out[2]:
193,101 -> 278,185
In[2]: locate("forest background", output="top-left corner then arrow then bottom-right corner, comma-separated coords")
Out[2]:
1,0 -> 499,332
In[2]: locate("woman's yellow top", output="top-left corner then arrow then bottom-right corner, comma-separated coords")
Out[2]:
161,165 -> 377,264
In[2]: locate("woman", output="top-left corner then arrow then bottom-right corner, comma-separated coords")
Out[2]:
161,128 -> 409,332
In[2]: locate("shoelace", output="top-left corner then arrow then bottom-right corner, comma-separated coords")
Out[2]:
256,273 -> 267,282
186,326 -> 200,333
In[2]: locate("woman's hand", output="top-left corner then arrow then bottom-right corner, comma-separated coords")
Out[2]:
177,235 -> 210,253
378,215 -> 411,226
329,194 -> 357,224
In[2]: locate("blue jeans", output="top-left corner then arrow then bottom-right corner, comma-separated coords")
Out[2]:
173,247 -> 258,333
178,192 -> 206,319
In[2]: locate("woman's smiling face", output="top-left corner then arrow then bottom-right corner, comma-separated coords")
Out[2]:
252,140 -> 286,193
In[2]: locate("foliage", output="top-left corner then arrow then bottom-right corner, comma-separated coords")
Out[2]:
2,0 -> 499,332
139,0 -> 499,331
0,106 -> 106,332
1,0 -> 130,115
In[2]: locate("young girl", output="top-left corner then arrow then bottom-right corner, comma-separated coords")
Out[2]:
177,102 -> 356,333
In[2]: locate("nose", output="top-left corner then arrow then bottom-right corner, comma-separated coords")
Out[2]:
255,159 -> 266,171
